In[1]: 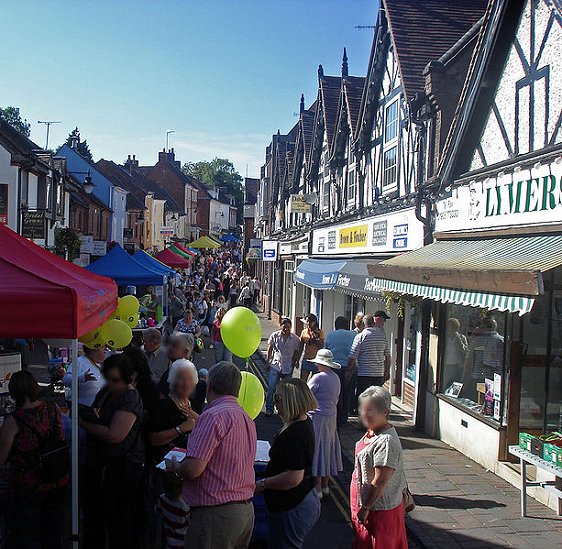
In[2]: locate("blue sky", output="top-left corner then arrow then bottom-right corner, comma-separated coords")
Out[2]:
0,1 -> 375,177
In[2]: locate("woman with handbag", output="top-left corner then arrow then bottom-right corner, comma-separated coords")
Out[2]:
80,353 -> 145,549
351,385 -> 409,549
0,370 -> 69,549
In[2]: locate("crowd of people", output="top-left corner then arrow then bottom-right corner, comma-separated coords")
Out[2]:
0,243 -> 411,549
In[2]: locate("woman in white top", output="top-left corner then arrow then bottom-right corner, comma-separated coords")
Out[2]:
62,345 -> 105,406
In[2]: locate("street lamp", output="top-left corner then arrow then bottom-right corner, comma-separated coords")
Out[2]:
68,169 -> 95,194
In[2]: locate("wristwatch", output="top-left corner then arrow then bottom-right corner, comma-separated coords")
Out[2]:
175,425 -> 182,435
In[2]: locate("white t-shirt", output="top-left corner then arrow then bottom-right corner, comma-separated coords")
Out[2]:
62,354 -> 104,406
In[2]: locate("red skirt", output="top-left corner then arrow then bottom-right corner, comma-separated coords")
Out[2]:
351,501 -> 408,549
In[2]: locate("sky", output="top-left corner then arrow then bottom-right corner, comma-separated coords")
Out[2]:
0,1 -> 375,178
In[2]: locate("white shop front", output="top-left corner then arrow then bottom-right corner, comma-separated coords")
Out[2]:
297,208 -> 425,409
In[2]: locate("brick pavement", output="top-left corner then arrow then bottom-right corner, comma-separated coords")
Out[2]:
254,311 -> 562,549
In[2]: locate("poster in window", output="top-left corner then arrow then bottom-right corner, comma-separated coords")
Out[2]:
0,184 -> 7,224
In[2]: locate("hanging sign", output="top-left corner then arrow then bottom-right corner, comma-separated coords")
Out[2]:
92,240 -> 107,256
21,211 -> 45,239
262,240 -> 278,262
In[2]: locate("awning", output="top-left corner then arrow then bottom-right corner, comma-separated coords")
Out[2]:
367,235 -> 562,315
334,259 -> 383,300
294,259 -> 348,289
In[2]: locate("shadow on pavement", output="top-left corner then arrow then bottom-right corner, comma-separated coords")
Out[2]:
413,494 -> 506,510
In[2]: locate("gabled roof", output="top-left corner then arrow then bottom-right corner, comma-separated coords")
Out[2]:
95,159 -> 145,211
343,76 -> 366,134
319,75 -> 343,148
301,101 -> 317,162
0,121 -> 50,172
437,0 -> 526,183
384,0 -> 488,102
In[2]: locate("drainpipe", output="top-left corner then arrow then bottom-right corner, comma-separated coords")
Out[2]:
412,100 -> 434,432
16,167 -> 22,233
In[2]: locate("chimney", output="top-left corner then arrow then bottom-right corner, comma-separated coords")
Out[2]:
125,154 -> 139,173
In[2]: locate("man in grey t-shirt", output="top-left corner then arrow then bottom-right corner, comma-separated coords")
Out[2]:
347,312 -> 391,405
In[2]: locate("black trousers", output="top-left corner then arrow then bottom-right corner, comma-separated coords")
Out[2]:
356,375 -> 385,400
84,459 -> 144,549
9,485 -> 67,549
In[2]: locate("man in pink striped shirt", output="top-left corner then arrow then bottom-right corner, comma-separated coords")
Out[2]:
172,361 -> 257,549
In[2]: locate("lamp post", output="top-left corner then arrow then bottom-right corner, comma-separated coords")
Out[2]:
68,170 -> 95,194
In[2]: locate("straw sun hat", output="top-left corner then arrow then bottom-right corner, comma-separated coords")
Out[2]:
309,349 -> 341,370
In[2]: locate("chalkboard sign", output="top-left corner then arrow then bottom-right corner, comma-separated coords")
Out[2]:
21,211 -> 45,239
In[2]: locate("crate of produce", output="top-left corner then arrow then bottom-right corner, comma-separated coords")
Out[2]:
519,432 -> 535,452
543,443 -> 562,467
531,437 -> 545,457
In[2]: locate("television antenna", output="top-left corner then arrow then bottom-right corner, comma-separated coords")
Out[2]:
37,120 -> 61,150
355,25 -> 376,30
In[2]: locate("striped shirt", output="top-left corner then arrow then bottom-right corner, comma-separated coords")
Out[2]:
182,395 -> 257,507
349,327 -> 390,377
156,493 -> 189,549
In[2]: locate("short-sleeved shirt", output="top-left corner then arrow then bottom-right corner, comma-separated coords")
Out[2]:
176,318 -> 199,335
148,397 -> 190,463
307,370 -> 341,417
183,395 -> 257,507
93,387 -> 144,464
265,418 -> 315,512
355,425 -> 406,511
325,329 -> 356,370
349,327 -> 390,377
299,328 -> 325,360
268,330 -> 301,374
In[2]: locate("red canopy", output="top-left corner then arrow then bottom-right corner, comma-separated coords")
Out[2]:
155,248 -> 191,269
0,224 -> 117,339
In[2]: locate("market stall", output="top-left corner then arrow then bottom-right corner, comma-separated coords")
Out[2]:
154,247 -> 191,269
0,223 -> 118,548
188,235 -> 221,249
132,249 -> 176,277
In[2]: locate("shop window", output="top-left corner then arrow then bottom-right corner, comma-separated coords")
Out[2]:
440,304 -> 507,423
405,304 -> 420,383
548,291 -> 562,432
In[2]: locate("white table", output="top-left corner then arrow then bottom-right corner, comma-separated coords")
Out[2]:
509,445 -> 562,517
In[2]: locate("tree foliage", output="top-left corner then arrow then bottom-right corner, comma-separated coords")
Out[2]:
0,106 -> 31,137
65,127 -> 93,160
183,158 -> 243,223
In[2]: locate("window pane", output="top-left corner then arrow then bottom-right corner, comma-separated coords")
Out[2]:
385,101 -> 399,142
547,292 -> 562,432
383,147 -> 397,188
441,305 -> 506,422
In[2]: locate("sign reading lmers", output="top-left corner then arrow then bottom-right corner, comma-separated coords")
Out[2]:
312,208 -> 423,256
435,161 -> 562,233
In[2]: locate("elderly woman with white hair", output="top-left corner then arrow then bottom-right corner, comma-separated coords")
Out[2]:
351,386 -> 408,549
148,358 -> 200,464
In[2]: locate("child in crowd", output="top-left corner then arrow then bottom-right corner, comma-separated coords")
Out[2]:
156,474 -> 190,549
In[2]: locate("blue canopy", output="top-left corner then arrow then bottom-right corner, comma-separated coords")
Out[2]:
294,259 -> 348,289
133,250 -> 176,277
220,233 -> 240,243
87,244 -> 166,286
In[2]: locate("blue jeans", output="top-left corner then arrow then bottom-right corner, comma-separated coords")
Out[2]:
214,341 -> 233,363
266,368 -> 292,414
268,489 -> 321,549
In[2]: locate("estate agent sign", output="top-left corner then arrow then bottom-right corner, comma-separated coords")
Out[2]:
435,161 -> 562,233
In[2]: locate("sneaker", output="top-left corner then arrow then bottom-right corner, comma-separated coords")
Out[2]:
322,487 -> 330,496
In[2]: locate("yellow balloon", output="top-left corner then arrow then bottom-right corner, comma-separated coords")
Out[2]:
220,307 -> 262,358
123,313 -> 140,328
108,305 -> 122,321
119,295 -> 140,318
237,371 -> 264,420
100,319 -> 132,349
79,328 -> 106,349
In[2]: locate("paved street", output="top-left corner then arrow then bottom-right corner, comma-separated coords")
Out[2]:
250,311 -> 562,549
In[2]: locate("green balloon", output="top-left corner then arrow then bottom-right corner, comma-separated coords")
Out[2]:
237,371 -> 264,420
220,307 -> 262,358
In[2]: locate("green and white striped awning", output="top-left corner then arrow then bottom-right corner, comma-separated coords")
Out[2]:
369,277 -> 535,316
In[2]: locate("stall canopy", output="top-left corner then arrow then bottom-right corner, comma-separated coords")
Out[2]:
155,247 -> 191,269
220,233 -> 240,243
189,235 -> 222,249
294,259 -> 348,289
133,250 -> 176,277
0,223 -> 117,338
367,235 -> 562,316
87,244 -> 166,286
174,243 -> 197,257
169,244 -> 193,260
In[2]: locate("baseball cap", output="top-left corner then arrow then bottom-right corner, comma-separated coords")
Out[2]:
374,310 -> 390,320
